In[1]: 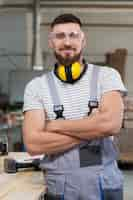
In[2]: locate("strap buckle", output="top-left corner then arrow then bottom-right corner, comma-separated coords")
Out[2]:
88,100 -> 99,115
53,105 -> 65,119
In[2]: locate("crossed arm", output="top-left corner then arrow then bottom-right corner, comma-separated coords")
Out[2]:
22,91 -> 124,155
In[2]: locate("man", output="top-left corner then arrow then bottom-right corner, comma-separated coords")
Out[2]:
23,13 -> 127,200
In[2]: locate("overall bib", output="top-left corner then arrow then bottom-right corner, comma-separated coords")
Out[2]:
39,66 -> 123,200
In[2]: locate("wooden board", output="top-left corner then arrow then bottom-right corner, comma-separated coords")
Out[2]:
0,152 -> 45,200
119,152 -> 133,164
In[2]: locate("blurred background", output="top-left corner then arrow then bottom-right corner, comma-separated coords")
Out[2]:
0,1 -> 133,199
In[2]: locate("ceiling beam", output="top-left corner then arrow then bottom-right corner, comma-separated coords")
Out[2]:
32,0 -> 43,69
1,1 -> 133,10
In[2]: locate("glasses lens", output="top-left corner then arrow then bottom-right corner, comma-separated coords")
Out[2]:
55,32 -> 66,39
50,31 -> 81,40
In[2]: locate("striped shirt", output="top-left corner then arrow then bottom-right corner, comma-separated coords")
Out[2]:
23,64 -> 127,120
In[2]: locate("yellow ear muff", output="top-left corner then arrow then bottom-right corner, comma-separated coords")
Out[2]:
57,62 -> 82,82
71,62 -> 81,80
57,65 -> 67,81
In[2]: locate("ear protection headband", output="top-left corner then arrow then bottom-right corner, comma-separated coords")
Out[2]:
54,59 -> 87,84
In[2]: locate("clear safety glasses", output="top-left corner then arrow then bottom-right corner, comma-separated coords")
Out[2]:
49,31 -> 83,41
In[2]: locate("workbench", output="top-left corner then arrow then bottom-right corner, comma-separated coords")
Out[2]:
0,152 -> 45,200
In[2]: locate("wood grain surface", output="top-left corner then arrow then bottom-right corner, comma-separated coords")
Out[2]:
0,152 -> 45,200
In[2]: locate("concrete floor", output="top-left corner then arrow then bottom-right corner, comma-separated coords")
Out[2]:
123,170 -> 133,200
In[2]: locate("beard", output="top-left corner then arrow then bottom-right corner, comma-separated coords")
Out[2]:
54,51 -> 82,66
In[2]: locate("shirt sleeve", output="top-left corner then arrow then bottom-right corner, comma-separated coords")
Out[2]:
23,78 -> 43,112
99,66 -> 127,96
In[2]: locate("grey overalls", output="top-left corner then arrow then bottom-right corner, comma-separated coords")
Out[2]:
40,66 -> 123,200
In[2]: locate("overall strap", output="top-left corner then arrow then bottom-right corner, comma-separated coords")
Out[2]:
90,65 -> 100,101
46,72 -> 65,119
88,65 -> 118,165
88,65 -> 100,115
79,65 -> 103,167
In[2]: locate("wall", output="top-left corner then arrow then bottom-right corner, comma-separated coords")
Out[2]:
0,4 -> 133,102
40,8 -> 133,95
0,12 -> 29,94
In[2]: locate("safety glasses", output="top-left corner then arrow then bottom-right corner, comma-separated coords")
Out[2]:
49,31 -> 83,41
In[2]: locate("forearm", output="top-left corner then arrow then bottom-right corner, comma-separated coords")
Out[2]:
46,110 -> 123,140
23,130 -> 80,155
46,92 -> 124,140
60,130 -> 108,140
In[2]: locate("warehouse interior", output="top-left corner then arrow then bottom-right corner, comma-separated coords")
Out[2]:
0,0 -> 133,199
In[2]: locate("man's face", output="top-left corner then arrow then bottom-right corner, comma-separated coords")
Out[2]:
49,23 -> 85,65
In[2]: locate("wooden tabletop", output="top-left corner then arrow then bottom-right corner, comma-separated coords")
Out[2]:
0,152 -> 45,200
1,152 -> 132,200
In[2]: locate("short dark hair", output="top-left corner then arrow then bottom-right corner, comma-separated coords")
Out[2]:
51,13 -> 82,28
